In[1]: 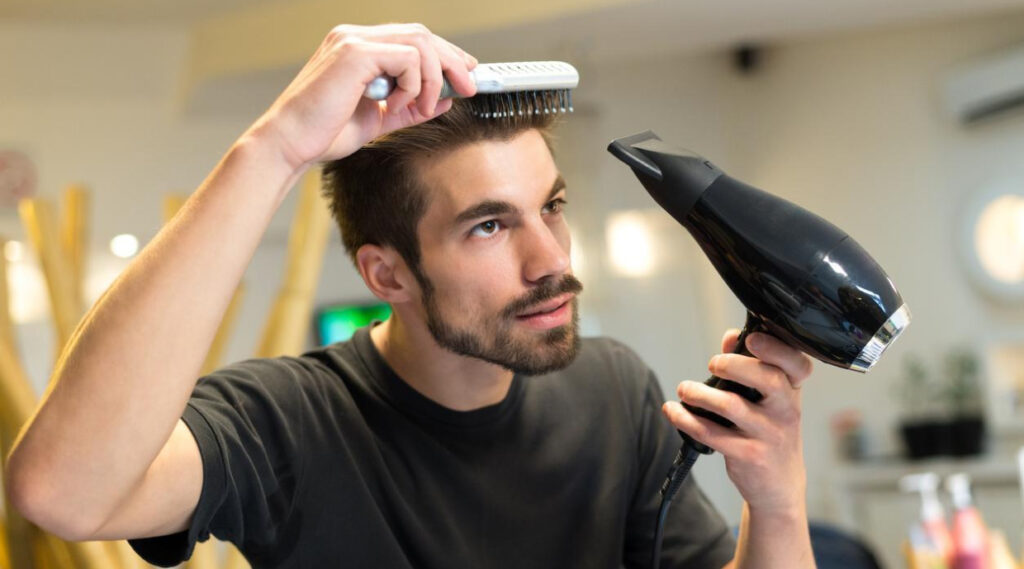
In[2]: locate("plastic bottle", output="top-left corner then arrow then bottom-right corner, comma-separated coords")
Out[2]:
901,472 -> 954,567
905,523 -> 950,569
947,473 -> 989,569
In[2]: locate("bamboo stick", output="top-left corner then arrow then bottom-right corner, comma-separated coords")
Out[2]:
223,546 -> 249,569
0,237 -> 15,359
255,168 -> 330,359
0,516 -> 7,569
2,442 -> 37,569
0,242 -> 38,435
18,199 -> 81,353
183,540 -> 221,569
0,517 -> 6,569
0,240 -> 41,569
59,184 -> 89,310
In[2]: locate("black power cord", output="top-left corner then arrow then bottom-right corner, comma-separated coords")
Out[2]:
650,319 -> 764,569
650,443 -> 702,569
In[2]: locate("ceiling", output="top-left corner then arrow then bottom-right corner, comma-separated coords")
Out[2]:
0,0 -> 281,23
6,0 -> 1024,112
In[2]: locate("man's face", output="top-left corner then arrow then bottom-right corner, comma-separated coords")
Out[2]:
411,129 -> 582,375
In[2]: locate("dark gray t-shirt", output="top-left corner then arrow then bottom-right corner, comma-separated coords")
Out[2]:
130,327 -> 735,568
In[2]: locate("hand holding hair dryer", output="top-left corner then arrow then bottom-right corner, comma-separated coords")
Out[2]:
608,131 -> 911,568
608,131 -> 910,449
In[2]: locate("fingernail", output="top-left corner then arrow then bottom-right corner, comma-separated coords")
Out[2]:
709,354 -> 721,371
747,334 -> 762,349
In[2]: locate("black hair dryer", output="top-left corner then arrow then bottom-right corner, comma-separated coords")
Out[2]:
608,131 -> 911,455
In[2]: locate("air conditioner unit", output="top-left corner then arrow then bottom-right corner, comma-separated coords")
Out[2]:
943,43 -> 1024,123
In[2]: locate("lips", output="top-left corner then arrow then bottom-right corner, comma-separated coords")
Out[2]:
517,294 -> 574,318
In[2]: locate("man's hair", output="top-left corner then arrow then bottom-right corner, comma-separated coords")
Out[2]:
321,97 -> 558,279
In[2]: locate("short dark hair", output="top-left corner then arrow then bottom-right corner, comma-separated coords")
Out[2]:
321,96 -> 559,278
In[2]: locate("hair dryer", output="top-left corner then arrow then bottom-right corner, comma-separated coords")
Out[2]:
607,130 -> 910,567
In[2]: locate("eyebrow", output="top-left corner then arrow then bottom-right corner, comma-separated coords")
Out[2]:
452,175 -> 567,227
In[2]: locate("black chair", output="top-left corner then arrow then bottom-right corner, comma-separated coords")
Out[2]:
808,521 -> 884,569
732,521 -> 885,569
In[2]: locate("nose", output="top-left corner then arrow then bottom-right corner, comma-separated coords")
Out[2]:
522,221 -> 570,284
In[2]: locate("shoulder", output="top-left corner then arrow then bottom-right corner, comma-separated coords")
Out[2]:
190,344 -> 352,412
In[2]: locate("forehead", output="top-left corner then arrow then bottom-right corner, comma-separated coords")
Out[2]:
415,129 -> 560,222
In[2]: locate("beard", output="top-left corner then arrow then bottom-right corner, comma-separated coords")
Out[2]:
420,274 -> 584,375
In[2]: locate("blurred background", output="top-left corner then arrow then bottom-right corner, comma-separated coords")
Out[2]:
6,0 -> 1024,567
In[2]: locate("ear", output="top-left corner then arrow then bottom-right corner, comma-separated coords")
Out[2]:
356,244 -> 417,303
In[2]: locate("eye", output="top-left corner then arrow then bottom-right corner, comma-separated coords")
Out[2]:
543,198 -> 567,215
470,219 -> 502,238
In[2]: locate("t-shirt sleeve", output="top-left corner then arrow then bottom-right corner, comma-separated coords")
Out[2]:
128,357 -> 312,567
623,365 -> 736,569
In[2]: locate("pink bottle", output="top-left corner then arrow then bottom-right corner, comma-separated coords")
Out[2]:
947,473 -> 988,569
900,472 -> 954,567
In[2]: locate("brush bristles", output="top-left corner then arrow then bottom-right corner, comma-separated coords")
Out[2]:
472,89 -> 574,119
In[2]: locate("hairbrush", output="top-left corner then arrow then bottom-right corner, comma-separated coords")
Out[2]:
363,61 -> 578,118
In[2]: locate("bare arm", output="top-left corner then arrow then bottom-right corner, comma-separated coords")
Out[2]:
664,330 -> 817,569
6,23 -> 477,542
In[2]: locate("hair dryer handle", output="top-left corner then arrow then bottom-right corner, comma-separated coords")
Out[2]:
680,312 -> 767,454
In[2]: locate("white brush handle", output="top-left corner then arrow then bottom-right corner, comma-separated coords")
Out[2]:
363,61 -> 578,100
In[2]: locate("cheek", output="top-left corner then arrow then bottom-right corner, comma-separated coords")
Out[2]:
428,251 -> 521,312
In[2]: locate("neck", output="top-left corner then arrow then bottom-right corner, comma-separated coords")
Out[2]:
370,314 -> 515,411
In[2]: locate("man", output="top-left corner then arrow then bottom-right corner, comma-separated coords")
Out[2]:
7,24 -> 816,568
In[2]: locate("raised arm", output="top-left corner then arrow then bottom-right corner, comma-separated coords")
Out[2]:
6,23 -> 477,542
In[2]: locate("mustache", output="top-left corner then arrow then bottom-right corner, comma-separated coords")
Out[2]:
501,275 -> 584,319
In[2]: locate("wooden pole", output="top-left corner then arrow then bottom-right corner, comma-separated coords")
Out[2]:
224,547 -> 249,569
0,516 -> 7,569
2,441 -> 38,569
59,184 -> 89,310
18,199 -> 81,353
0,237 -> 42,569
255,168 -> 330,359
0,239 -> 39,434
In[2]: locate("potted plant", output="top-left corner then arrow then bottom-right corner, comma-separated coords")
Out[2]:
893,349 -> 987,459
894,354 -> 947,459
940,347 -> 986,456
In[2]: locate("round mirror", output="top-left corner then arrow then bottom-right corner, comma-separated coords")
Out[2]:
961,183 -> 1024,301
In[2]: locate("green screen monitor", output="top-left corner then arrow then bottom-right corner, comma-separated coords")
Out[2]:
315,302 -> 392,345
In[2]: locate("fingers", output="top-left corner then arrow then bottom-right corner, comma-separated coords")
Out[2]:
707,353 -> 790,402
744,333 -> 814,388
437,37 -> 478,96
336,23 -> 476,116
662,400 -> 749,456
675,380 -> 768,435
371,43 -> 423,116
263,23 -> 476,166
721,328 -> 741,353
716,329 -> 814,390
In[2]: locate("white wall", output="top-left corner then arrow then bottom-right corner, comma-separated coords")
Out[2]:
7,7 -> 1024,547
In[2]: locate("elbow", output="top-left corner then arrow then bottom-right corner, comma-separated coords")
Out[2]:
6,450 -> 104,542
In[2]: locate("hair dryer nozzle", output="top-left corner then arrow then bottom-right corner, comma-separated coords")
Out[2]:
852,304 -> 911,372
608,131 -> 723,226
